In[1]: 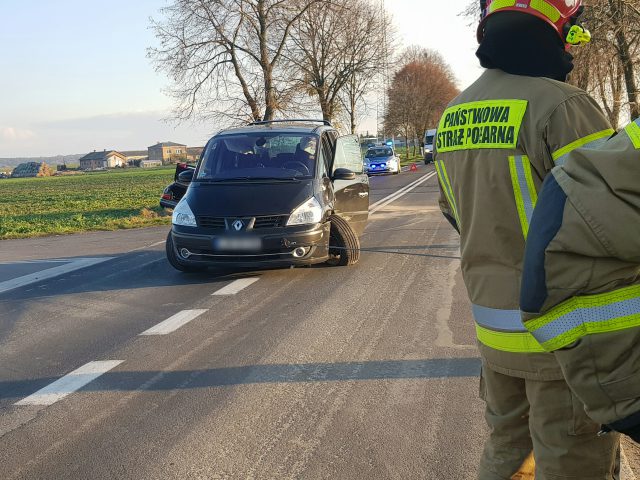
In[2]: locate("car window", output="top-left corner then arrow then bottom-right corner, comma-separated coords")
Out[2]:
195,132 -> 318,180
365,148 -> 393,158
333,135 -> 363,174
319,135 -> 333,177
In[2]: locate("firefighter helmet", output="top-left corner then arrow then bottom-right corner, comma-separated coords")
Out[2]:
477,0 -> 587,46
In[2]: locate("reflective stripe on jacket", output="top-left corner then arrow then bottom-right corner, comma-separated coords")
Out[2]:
521,117 -> 640,425
434,69 -> 613,376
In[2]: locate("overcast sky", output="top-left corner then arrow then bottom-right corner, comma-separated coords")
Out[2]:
0,0 -> 482,157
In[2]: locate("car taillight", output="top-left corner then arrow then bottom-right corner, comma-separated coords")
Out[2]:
162,193 -> 172,200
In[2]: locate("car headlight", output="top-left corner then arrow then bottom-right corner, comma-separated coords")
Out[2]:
287,197 -> 322,226
172,198 -> 197,227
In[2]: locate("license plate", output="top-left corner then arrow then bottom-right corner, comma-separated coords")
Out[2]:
213,237 -> 262,252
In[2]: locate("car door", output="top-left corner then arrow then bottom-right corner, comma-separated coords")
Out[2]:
330,133 -> 369,236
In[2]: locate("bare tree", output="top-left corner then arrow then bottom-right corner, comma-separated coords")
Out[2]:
569,0 -> 640,124
464,0 -> 640,124
290,0 -> 391,128
149,0 -> 320,124
385,53 -> 459,160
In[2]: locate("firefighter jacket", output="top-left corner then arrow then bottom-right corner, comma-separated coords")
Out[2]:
520,118 -> 640,439
434,68 -> 613,378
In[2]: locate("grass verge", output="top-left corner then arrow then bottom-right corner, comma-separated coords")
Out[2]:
0,167 -> 175,239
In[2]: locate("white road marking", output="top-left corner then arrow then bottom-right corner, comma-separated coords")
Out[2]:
0,257 -> 113,295
368,171 -> 435,211
369,171 -> 437,215
15,361 -> 123,406
139,309 -> 208,335
212,277 -> 260,295
130,239 -> 167,252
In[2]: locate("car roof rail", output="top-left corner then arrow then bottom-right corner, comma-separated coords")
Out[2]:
247,119 -> 332,127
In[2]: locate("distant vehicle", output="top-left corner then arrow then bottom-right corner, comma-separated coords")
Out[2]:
363,146 -> 401,175
160,162 -> 196,209
424,129 -> 437,164
165,119 -> 369,271
0,172 -> 9,179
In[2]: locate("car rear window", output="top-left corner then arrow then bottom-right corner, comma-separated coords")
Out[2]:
195,133 -> 319,180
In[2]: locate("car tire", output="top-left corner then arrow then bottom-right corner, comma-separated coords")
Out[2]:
166,232 -> 206,273
327,215 -> 360,266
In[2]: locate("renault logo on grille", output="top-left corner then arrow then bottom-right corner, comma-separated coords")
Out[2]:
232,219 -> 244,231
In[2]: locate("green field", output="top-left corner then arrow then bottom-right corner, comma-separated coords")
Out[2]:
0,167 -> 176,239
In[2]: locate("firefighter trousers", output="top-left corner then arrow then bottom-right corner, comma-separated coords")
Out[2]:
477,363 -> 620,480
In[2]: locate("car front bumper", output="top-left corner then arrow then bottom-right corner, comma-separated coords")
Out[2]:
366,163 -> 399,174
170,222 -> 331,267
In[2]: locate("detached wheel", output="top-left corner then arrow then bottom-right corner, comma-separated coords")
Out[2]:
327,215 -> 360,266
166,232 -> 206,273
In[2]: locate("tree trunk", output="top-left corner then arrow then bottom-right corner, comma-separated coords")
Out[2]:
610,0 -> 640,120
350,94 -> 357,134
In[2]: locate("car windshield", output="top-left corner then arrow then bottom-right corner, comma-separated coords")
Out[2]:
195,132 -> 318,181
425,135 -> 435,144
366,148 -> 393,158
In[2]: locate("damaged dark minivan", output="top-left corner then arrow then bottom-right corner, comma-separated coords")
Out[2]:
166,120 -> 369,271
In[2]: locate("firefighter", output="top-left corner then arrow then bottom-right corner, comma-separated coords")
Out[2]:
520,117 -> 640,444
433,0 -> 620,478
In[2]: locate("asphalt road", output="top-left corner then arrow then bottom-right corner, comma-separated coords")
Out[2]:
0,163 -> 636,479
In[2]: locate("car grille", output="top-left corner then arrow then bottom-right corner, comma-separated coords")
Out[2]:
196,215 -> 287,230
197,216 -> 226,229
253,215 -> 287,229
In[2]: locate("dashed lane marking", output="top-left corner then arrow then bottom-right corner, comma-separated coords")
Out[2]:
139,309 -> 208,335
14,361 -> 124,406
0,257 -> 114,295
212,277 -> 260,295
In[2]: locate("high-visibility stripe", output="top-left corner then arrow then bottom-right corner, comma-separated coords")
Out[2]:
472,304 -> 545,353
475,324 -> 546,353
625,118 -> 640,149
488,0 -> 559,23
508,155 -> 537,238
435,160 -> 461,228
530,0 -> 560,22
489,0 -> 516,13
552,129 -> 615,166
526,284 -> 640,351
472,304 -> 528,332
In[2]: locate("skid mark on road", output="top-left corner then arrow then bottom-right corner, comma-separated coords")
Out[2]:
435,252 -> 475,350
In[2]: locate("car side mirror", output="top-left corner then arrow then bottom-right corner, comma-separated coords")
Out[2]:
178,169 -> 194,183
332,168 -> 356,181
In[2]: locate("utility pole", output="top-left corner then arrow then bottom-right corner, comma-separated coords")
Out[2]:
376,0 -> 390,145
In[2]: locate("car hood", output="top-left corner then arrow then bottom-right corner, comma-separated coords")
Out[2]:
184,179 -> 315,217
365,156 -> 394,162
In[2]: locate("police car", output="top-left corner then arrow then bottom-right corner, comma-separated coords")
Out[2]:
364,146 -> 401,175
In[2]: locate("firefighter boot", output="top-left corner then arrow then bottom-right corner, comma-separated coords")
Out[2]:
510,452 -> 535,480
